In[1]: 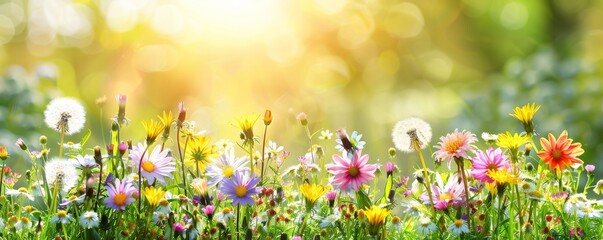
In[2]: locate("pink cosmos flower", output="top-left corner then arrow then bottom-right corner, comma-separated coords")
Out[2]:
434,129 -> 477,169
326,150 -> 377,192
471,147 -> 509,183
420,175 -> 465,210
384,162 -> 396,174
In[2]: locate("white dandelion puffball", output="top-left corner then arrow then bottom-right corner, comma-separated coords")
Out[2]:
45,158 -> 79,193
392,117 -> 432,153
44,97 -> 86,135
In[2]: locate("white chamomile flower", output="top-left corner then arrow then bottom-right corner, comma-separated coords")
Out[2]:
50,210 -> 73,224
320,211 -> 340,228
319,130 -> 333,140
5,187 -> 34,201
392,117 -> 432,153
416,216 -> 437,235
448,219 -> 469,235
44,97 -> 86,135
14,217 -> 32,232
79,211 -> 100,229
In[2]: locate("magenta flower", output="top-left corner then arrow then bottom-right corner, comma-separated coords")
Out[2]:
325,191 -> 337,201
384,162 -> 396,175
471,147 -> 510,183
327,150 -> 377,192
202,205 -> 216,218
420,176 -> 465,210
129,143 -> 176,185
103,178 -> 137,210
219,170 -> 261,206
585,164 -> 595,173
434,129 -> 477,169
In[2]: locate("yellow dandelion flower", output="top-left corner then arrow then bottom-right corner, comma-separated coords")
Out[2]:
496,132 -> 529,152
185,136 -> 217,173
300,183 -> 329,208
142,119 -> 165,145
191,178 -> 209,196
510,103 -> 540,134
364,205 -> 390,236
487,169 -> 519,184
0,145 -> 8,160
485,182 -> 498,195
142,186 -> 166,207
158,111 -> 173,128
232,113 -> 259,146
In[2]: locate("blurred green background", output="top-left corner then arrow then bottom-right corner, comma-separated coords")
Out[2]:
1,0 -> 603,180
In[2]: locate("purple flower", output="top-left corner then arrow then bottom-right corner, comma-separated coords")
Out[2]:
103,178 -> 137,210
384,162 -> 396,175
325,191 -> 337,201
585,164 -> 595,173
219,170 -> 261,206
173,223 -> 186,233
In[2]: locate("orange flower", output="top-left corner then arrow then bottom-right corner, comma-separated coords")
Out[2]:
537,130 -> 584,172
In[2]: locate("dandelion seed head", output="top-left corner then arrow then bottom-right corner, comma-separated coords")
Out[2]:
392,117 -> 432,153
45,158 -> 78,193
44,97 -> 86,135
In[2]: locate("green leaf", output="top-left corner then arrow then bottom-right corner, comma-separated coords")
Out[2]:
85,228 -> 102,240
355,189 -> 371,210
80,129 -> 92,146
380,174 -> 393,205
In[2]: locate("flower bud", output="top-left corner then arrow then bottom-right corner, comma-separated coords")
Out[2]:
16,138 -> 27,151
39,136 -> 47,145
118,141 -> 128,157
388,147 -> 396,158
94,146 -> 102,164
264,110 -> 272,126
178,101 -> 186,127
296,112 -> 307,126
0,146 -> 8,160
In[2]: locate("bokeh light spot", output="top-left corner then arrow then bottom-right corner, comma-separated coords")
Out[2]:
0,15 -> 15,45
313,0 -> 347,15
134,45 -> 181,72
500,2 -> 528,30
151,4 -> 185,35
384,3 -> 424,39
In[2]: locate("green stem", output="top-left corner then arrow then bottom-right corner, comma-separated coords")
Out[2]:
59,128 -> 65,159
236,204 -> 241,240
137,145 -> 151,220
176,128 -> 188,196
62,223 -> 69,240
414,142 -> 436,216
260,125 -> 268,183
514,184 -> 524,240
457,158 -> 472,229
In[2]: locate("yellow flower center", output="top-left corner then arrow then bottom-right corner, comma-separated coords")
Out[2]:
439,193 -> 453,201
348,166 -> 360,177
113,192 -> 128,206
57,210 -> 67,218
223,166 -> 235,177
234,185 -> 247,197
454,219 -> 463,227
18,187 -> 27,193
521,182 -> 531,190
222,208 -> 232,214
445,140 -> 462,154
142,161 -> 155,172
21,217 -> 29,224
69,195 -> 78,201
551,149 -> 562,159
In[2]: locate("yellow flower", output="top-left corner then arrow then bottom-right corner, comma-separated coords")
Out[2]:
158,111 -> 173,137
496,132 -> 529,152
191,178 -> 209,195
300,183 -> 329,207
142,186 -> 166,207
487,169 -> 519,184
185,136 -> 217,173
233,113 -> 259,146
485,182 -> 498,195
0,145 -> 8,160
364,205 -> 390,235
142,119 -> 165,145
510,103 -> 540,134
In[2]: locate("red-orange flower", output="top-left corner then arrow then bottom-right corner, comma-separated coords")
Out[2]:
537,130 -> 584,172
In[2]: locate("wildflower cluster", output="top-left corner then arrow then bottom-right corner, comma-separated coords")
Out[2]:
1,98 -> 602,240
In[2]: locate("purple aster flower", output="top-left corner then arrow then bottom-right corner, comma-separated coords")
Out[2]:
129,143 -> 176,185
103,178 -> 137,210
219,170 -> 261,206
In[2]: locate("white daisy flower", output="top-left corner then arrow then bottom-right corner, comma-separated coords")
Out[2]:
318,130 -> 333,140
214,208 -> 236,225
481,132 -> 498,142
70,155 -> 98,170
0,218 -> 4,229
416,216 -> 437,235
63,142 -> 82,150
205,148 -> 249,187
578,204 -> 603,218
215,139 -> 235,154
79,211 -> 100,229
392,117 -> 432,153
399,199 -> 425,217
153,212 -> 168,224
565,194 -> 588,215
14,217 -> 32,232
518,179 -> 536,193
50,210 -> 73,224
320,211 -> 340,228
5,187 -> 34,201
45,158 -> 79,193
448,219 -> 470,235
44,97 -> 86,135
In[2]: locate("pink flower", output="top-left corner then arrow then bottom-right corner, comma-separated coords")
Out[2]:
103,178 -> 137,211
325,191 -> 337,201
471,147 -> 509,183
585,164 -> 595,173
327,150 -> 377,192
434,129 -> 477,169
384,162 -> 397,175
129,143 -> 176,185
420,176 -> 465,210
